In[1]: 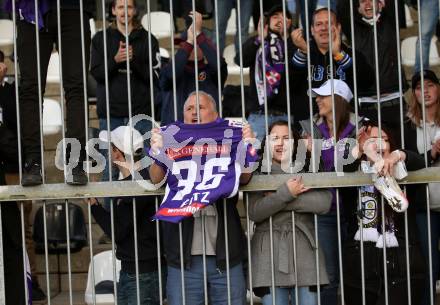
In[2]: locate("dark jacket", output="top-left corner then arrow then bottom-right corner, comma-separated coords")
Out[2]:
337,0 -> 407,96
238,33 -> 296,116
90,25 -> 160,119
292,39 -> 373,122
91,169 -> 162,273
160,33 -> 228,125
161,195 -> 246,270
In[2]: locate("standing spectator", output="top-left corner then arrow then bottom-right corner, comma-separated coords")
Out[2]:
160,11 -> 227,125
215,0 -> 253,54
299,79 -> 360,305
0,53 -> 26,305
337,0 -> 406,143
240,4 -> 295,141
149,91 -> 256,305
92,125 -> 165,305
90,0 -> 160,226
249,120 -> 332,305
6,0 -> 95,186
414,0 -> 439,72
406,70 -> 440,305
342,119 -> 425,305
0,50 -> 46,302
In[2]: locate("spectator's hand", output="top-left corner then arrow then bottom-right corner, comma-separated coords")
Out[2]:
375,150 -> 406,176
303,134 -> 313,152
356,125 -> 372,157
189,11 -> 203,34
286,177 -> 309,197
431,138 -> 440,160
114,41 -> 133,63
331,24 -> 342,57
291,28 -> 307,53
242,123 -> 256,144
150,128 -> 163,155
257,16 -> 268,40
0,62 -> 7,81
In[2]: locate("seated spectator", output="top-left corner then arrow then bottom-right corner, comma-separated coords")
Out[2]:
291,7 -> 372,123
160,11 -> 227,125
342,119 -> 425,305
149,90 -> 256,305
91,125 -> 165,305
0,50 -> 46,303
337,0 -> 406,144
248,120 -> 332,305
239,4 -> 295,141
90,0 -> 160,227
405,70 -> 440,305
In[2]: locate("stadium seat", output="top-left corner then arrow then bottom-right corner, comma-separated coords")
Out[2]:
43,99 -> 62,135
223,44 -> 249,76
0,19 -> 14,57
141,11 -> 172,39
225,8 -> 255,36
405,4 -> 413,28
47,52 -> 61,84
401,36 -> 440,66
85,250 -> 121,305
160,47 -> 170,59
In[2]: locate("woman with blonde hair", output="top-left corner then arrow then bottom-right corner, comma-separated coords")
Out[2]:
405,69 -> 440,305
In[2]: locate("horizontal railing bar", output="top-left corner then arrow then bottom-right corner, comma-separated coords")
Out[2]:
0,168 -> 439,201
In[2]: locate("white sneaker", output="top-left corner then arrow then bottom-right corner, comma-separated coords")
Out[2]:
373,175 -> 408,213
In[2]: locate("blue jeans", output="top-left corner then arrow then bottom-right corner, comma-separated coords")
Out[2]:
166,256 -> 246,305
261,286 -> 317,305
99,117 -> 152,211
215,0 -> 253,54
416,211 -> 440,305
415,0 -> 439,72
247,112 -> 289,143
117,270 -> 164,305
317,212 -> 342,305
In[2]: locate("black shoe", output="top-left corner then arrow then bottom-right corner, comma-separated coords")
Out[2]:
32,280 -> 47,303
21,160 -> 43,186
66,166 -> 88,185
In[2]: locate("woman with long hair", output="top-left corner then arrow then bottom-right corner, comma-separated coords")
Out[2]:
405,69 -> 440,305
248,120 -> 332,305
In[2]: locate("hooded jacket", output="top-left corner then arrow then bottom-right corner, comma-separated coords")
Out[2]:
90,24 -> 160,119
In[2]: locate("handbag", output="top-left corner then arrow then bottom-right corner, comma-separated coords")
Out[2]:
428,160 -> 440,211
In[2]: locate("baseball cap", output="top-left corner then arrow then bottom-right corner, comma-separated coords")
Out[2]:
311,79 -> 353,102
265,4 -> 292,20
99,126 -> 144,156
411,69 -> 439,89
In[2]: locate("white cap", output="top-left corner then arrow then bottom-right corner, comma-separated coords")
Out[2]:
311,79 -> 353,102
99,126 -> 144,156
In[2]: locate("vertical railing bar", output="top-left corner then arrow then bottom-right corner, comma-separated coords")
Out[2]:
213,0 -> 223,114
201,214 -> 208,305
392,2 -> 412,304
64,200 -> 73,305
269,216 -> 276,305
132,198 -> 141,305
415,1 -> 433,304
155,199 -> 164,305
178,223 -> 186,305
371,1 -> 388,303
43,201 -> 52,305
87,199 -> 97,305
110,199 -> 118,303
335,190 -> 345,304
223,200 -> 231,305
0,203 -> 4,305
245,193 -> 254,305
380,196 -> 389,304
34,0 -> 46,182
191,0 -> 201,122
235,0 -> 246,121
293,212 -> 300,305
20,203 -> 29,305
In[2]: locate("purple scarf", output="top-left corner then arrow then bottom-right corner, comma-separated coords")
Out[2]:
4,0 -> 50,30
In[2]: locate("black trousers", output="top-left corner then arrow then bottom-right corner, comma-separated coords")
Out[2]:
17,10 -> 90,161
2,203 -> 25,305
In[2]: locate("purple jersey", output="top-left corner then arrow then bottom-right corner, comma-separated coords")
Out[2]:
149,118 -> 258,223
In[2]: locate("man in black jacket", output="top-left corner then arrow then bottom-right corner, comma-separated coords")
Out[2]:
160,11 -> 228,125
337,0 -> 406,144
239,4 -> 295,141
291,8 -> 374,124
92,125 -> 164,305
90,0 -> 160,216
